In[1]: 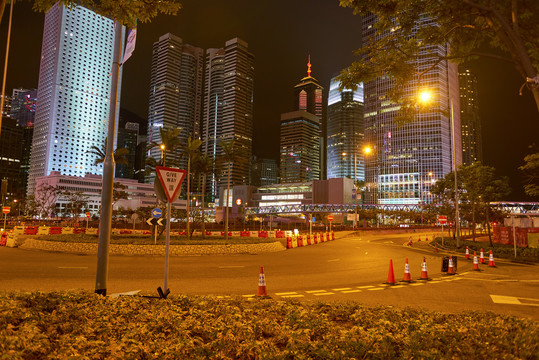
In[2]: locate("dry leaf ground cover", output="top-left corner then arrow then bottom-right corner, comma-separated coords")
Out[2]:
1,291 -> 537,359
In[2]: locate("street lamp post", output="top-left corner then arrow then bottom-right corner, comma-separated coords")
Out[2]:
450,98 -> 460,246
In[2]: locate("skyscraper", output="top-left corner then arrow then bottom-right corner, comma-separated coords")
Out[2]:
147,33 -> 204,176
27,4 -> 120,196
362,14 -> 461,205
294,57 -> 325,177
459,67 -> 483,166
326,75 -> 364,181
203,38 -> 254,198
279,110 -> 321,183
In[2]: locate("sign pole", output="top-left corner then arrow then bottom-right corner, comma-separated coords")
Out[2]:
164,200 -> 172,292
3,213 -> 6,230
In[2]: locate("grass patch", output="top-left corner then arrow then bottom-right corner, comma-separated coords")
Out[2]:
32,234 -> 279,246
433,237 -> 539,263
1,291 -> 537,359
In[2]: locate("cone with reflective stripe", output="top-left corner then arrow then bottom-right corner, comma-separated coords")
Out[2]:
256,266 -> 268,297
447,256 -> 456,275
465,246 -> 470,260
419,257 -> 431,280
401,258 -> 413,282
480,248 -> 485,264
385,259 -> 396,285
473,252 -> 480,271
488,250 -> 496,267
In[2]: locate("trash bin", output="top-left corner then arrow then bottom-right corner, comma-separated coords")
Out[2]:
441,256 -> 458,272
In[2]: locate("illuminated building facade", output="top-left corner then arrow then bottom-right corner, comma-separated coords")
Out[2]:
459,67 -> 483,166
203,38 -> 255,198
250,157 -> 279,187
27,4 -> 121,196
147,33 -> 204,180
326,75 -> 364,181
279,110 -> 320,183
294,57 -> 325,178
362,14 -> 461,204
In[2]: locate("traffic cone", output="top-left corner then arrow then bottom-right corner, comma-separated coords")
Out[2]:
480,248 -> 485,264
256,266 -> 268,297
434,243 -> 438,252
473,252 -> 480,271
401,258 -> 413,282
447,256 -> 456,275
425,235 -> 428,242
465,246 -> 470,260
488,250 -> 496,267
286,237 -> 292,249
385,259 -> 396,285
418,235 -> 421,242
419,257 -> 430,280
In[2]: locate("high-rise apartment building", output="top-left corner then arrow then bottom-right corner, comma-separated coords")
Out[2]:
203,38 -> 255,198
459,67 -> 483,166
362,14 -> 461,204
327,75 -> 365,181
9,88 -> 37,195
147,33 -> 204,177
279,110 -> 321,183
250,157 -> 279,187
27,4 -> 121,196
294,57 -> 325,178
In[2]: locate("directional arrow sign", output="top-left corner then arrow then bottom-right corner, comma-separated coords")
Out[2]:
146,218 -> 166,226
156,166 -> 187,203
152,208 -> 162,218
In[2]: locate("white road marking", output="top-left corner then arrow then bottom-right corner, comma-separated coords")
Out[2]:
218,266 -> 245,269
333,287 -> 352,291
306,290 -> 327,294
490,295 -> 539,306
280,294 -> 304,298
357,285 -> 375,289
313,292 -> 334,296
367,288 -> 384,291
342,290 -> 362,293
275,292 -> 299,296
328,259 -> 340,262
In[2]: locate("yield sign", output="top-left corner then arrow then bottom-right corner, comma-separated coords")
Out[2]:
155,166 -> 187,203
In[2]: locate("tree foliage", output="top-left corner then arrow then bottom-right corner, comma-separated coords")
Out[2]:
27,184 -> 60,219
86,138 -> 130,166
1,0 -> 181,29
519,151 -> 539,197
339,0 -> 539,115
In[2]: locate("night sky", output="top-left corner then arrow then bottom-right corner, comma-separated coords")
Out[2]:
1,0 -> 537,200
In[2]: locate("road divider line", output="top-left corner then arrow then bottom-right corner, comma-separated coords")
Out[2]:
367,288 -> 384,291
313,292 -> 334,296
280,294 -> 304,298
409,283 -> 424,286
306,290 -> 327,294
328,259 -> 340,262
275,292 -> 299,296
357,285 -> 375,289
342,290 -> 362,294
218,266 -> 245,269
333,288 -> 352,291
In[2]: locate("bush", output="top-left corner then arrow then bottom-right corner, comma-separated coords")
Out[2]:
1,291 -> 537,359
433,237 -> 539,263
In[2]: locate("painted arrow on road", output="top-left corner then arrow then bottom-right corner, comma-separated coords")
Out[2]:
146,218 -> 166,226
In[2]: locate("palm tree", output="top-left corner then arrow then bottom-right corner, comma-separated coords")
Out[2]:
179,136 -> 202,240
87,138 -> 129,166
193,154 -> 213,238
218,139 -> 243,241
147,127 -> 182,167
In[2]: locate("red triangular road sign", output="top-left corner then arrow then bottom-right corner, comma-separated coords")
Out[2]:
155,166 -> 187,203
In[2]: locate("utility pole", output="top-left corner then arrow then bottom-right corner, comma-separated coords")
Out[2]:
95,22 -> 124,296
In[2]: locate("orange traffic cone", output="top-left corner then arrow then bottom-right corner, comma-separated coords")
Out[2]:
256,266 -> 268,297
480,248 -> 485,264
418,235 -> 421,242
434,243 -> 438,252
385,259 -> 396,285
447,256 -> 456,275
425,235 -> 428,242
488,250 -> 496,267
419,257 -> 430,280
402,258 -> 413,282
286,237 -> 292,249
465,246 -> 470,260
473,252 -> 480,271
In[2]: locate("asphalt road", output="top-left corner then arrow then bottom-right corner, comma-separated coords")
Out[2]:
1,232 -> 538,320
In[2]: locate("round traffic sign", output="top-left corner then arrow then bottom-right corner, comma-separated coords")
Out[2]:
2,207 -> 10,214
152,208 -> 162,218
328,215 -> 334,222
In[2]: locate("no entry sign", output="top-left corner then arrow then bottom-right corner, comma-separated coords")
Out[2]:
438,215 -> 448,224
2,207 -> 10,214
